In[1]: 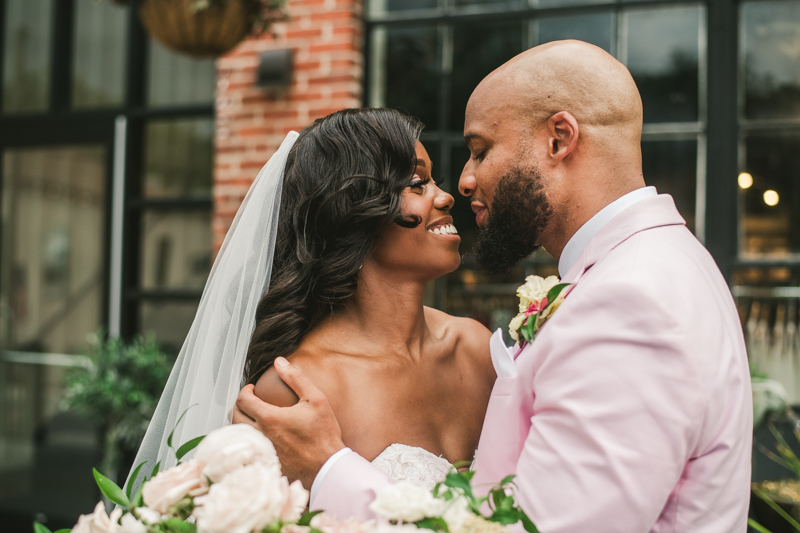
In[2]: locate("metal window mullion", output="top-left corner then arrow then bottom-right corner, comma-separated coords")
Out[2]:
50,0 -> 75,111
108,115 -> 127,338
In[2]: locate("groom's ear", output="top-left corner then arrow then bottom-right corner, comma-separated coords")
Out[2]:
545,111 -> 579,164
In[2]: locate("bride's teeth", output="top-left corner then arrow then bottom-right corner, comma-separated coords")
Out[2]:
434,227 -> 442,235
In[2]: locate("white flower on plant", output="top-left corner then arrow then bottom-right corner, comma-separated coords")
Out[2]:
118,513 -> 147,533
193,462 -> 305,533
142,458 -> 208,514
193,423 -> 281,483
369,481 -> 446,523
71,502 -> 122,533
441,495 -> 473,532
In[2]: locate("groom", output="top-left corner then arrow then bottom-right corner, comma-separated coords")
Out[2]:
234,41 -> 752,532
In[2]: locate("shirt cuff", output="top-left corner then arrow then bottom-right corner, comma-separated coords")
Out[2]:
309,447 -> 353,505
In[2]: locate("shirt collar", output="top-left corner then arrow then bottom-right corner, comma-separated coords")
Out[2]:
557,186 -> 658,277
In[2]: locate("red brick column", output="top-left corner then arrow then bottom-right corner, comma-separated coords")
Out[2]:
213,0 -> 364,252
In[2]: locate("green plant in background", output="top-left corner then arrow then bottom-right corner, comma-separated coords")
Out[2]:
62,330 -> 173,481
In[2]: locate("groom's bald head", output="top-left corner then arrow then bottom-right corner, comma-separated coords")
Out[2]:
460,40 -> 646,272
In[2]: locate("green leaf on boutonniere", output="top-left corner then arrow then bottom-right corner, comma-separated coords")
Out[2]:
544,283 -> 571,310
522,313 -> 538,343
416,517 -> 449,532
176,435 -> 205,461
93,468 -> 130,507
298,510 -> 324,526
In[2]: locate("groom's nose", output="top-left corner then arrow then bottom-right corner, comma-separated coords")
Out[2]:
459,167 -> 476,198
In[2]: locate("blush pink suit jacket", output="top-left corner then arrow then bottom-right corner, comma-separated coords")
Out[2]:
313,195 -> 753,532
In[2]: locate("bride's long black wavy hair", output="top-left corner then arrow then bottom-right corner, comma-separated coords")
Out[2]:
244,108 -> 424,384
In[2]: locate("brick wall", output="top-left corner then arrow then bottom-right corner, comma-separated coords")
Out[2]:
213,0 -> 364,251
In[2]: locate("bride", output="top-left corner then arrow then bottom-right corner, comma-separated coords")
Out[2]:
130,108 -> 495,494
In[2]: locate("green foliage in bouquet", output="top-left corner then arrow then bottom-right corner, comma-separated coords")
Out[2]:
62,330 -> 173,477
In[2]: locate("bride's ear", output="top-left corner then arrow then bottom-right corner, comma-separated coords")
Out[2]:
546,111 -> 579,163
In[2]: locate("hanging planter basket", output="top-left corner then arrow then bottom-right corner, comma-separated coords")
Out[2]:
119,0 -> 287,58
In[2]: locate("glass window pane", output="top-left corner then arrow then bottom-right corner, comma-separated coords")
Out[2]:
148,40 -> 215,107
2,0 -> 53,113
451,21 -> 523,131
535,11 -> 614,53
140,211 -> 212,291
455,0 -> 522,6
741,134 -> 800,257
534,0 -> 608,7
72,0 -> 128,108
0,361 -> 101,529
144,119 -> 213,198
743,1 -> 800,121
0,146 -> 106,354
625,5 -> 700,123
372,26 -> 439,130
641,139 -> 697,233
368,0 -> 438,16
139,300 -> 200,355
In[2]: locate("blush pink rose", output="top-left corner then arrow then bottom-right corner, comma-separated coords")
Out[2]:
280,479 -> 310,522
193,424 -> 280,482
71,502 -> 122,533
142,459 -> 208,514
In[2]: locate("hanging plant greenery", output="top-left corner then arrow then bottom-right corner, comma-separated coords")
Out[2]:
112,0 -> 288,58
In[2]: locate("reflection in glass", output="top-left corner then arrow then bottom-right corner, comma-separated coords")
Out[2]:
743,1 -> 800,120
625,6 -> 700,123
2,0 -> 53,113
72,0 -> 128,108
0,146 -> 106,354
368,0 -> 437,15
372,26 -> 439,129
451,21 -> 523,130
148,40 -> 215,107
536,11 -> 614,53
641,140 -> 697,232
741,135 -> 800,256
140,300 -> 200,355
0,361 -> 100,529
144,119 -> 214,198
140,211 -> 212,291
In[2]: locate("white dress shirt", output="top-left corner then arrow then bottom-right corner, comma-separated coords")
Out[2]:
310,186 -> 658,504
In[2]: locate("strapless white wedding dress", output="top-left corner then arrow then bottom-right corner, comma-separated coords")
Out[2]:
371,443 -> 453,490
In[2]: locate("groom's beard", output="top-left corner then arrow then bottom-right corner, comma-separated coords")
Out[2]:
473,166 -> 552,277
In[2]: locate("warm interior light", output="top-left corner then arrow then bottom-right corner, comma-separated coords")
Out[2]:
764,190 -> 780,206
738,172 -> 753,189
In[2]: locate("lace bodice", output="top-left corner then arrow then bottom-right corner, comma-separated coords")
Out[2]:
371,443 -> 453,490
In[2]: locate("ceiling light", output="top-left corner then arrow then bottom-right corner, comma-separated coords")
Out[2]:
764,190 -> 780,206
738,172 -> 753,189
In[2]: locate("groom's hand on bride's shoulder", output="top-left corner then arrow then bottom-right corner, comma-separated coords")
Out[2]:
233,357 -> 346,489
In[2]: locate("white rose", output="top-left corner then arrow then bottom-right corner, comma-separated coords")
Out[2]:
280,479 -> 310,522
133,507 -> 162,525
71,502 -> 122,533
508,313 -> 525,343
311,514 -> 376,533
194,424 -> 280,483
142,459 -> 208,514
441,495 -> 473,532
369,482 -> 445,523
516,276 -> 559,313
119,514 -> 147,533
281,525 -> 311,533
374,524 -> 421,533
193,462 -> 288,533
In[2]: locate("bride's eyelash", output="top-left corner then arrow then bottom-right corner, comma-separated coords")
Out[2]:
409,177 -> 432,189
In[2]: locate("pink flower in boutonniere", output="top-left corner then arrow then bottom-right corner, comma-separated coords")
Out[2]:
509,275 -> 572,347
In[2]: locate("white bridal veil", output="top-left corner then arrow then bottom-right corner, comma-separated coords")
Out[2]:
127,131 -> 299,488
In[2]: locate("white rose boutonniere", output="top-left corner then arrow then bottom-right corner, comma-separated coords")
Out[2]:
509,275 -> 571,346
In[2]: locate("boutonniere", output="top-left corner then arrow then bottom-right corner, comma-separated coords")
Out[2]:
509,275 -> 571,347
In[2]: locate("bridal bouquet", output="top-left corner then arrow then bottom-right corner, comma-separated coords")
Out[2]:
40,422 -> 536,533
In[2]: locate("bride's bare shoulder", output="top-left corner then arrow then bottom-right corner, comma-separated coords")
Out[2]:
252,347 -> 329,408
424,306 -> 492,361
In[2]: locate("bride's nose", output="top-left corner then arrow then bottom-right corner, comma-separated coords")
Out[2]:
434,186 -> 455,211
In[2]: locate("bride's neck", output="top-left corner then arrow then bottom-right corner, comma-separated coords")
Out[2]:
329,264 -> 429,355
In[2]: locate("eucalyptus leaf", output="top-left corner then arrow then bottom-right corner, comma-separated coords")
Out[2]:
489,509 -> 521,525
176,436 -> 206,461
444,473 -> 473,497
499,474 -> 516,486
126,461 -> 147,500
93,468 -> 130,507
33,523 -> 52,533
